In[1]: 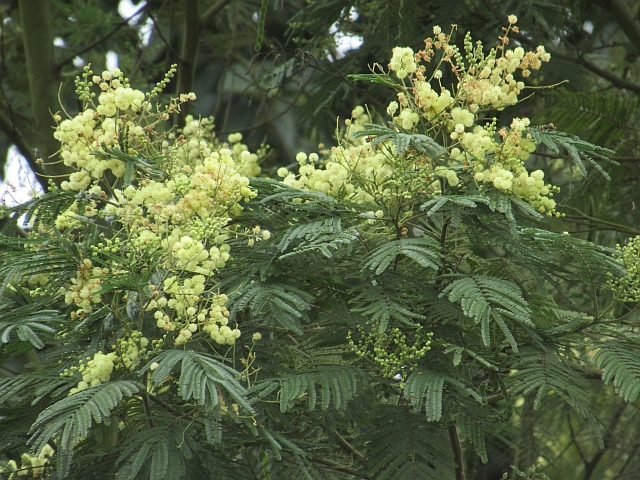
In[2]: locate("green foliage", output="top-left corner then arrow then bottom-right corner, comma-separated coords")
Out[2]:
363,237 -> 441,274
352,123 -> 447,157
510,349 -> 603,448
365,406 -> 455,480
143,350 -> 254,414
537,89 -> 639,149
30,380 -> 141,478
2,11 -> 640,480
528,126 -> 616,179
440,276 -> 533,350
254,365 -> 366,412
593,340 -> 640,403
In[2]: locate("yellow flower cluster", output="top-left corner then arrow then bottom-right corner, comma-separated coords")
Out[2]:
278,18 -> 559,215
51,66 -> 265,353
389,46 -> 418,79
114,331 -> 149,369
465,118 -> 559,213
203,293 -> 241,345
278,108 -> 401,204
168,115 -> 263,178
55,67 -> 149,191
0,445 -> 55,478
68,351 -> 117,394
150,275 -> 239,346
62,259 -> 109,318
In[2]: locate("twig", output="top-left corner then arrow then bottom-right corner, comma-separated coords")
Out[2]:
0,108 -> 39,177
449,424 -> 466,480
309,455 -> 370,478
57,4 -> 147,70
199,0 -> 235,28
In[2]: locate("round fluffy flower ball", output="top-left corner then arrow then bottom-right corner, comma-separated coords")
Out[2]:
389,47 -> 417,79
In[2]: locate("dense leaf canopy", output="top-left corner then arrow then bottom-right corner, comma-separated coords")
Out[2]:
1,2 -> 640,480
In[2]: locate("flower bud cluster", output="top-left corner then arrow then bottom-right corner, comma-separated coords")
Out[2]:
151,281 -> 239,346
245,225 -> 272,247
65,351 -> 118,394
62,259 -> 109,318
170,115 -> 263,177
347,326 -> 433,379
202,293 -> 241,345
114,331 -> 149,369
55,67 -> 149,191
609,235 -> 640,302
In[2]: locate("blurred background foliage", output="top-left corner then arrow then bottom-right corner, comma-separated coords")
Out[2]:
1,0 -> 640,478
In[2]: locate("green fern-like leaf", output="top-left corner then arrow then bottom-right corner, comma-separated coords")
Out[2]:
440,275 -> 533,350
366,405 -> 455,480
29,380 -> 141,478
350,285 -> 425,331
593,341 -> 640,403
459,411 -> 488,463
537,89 -> 638,148
278,217 -> 359,259
0,306 -> 60,349
144,350 -> 253,414
229,282 -> 314,334
403,369 -> 483,422
528,126 -> 616,179
352,122 -> 447,157
364,237 -> 441,274
510,349 -> 603,448
117,426 -> 193,480
253,365 -> 365,413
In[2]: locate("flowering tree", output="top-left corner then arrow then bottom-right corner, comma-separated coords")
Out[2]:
1,19 -> 640,480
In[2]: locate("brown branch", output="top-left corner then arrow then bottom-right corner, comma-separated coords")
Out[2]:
449,424 -> 466,480
589,0 -> 640,55
309,455 -> 370,478
561,206 -> 640,236
145,5 -> 183,60
199,0 -> 235,29
56,4 -> 147,71
573,54 -> 640,93
175,0 -> 201,125
0,107 -> 40,181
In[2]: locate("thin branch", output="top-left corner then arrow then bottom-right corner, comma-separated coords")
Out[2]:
534,150 -> 640,163
334,430 -> 365,459
309,455 -> 370,478
56,4 -> 147,70
567,413 -> 589,466
145,4 -> 183,60
0,107 -> 40,179
573,54 -> 640,93
199,0 -> 235,29
589,0 -> 640,55
175,0 -> 200,124
449,424 -> 466,480
561,206 -> 640,235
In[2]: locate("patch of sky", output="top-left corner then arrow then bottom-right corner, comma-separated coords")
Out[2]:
328,7 -> 363,61
1,147 -> 44,208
